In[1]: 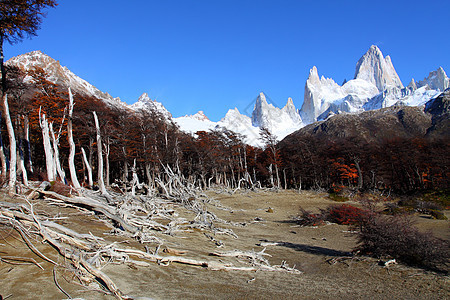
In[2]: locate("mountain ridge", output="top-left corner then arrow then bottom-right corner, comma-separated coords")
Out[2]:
6,47 -> 449,147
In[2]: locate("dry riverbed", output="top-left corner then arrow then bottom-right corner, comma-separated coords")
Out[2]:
1,189 -> 448,299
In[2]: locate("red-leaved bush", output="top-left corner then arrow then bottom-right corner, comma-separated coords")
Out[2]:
296,204 -> 368,226
327,204 -> 367,225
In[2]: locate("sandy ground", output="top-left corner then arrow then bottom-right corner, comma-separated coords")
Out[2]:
1,189 -> 449,299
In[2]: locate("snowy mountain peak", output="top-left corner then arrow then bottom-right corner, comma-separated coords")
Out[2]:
307,66 -> 320,83
191,111 -> 209,121
354,45 -> 403,91
138,92 -> 151,102
256,92 -> 269,105
6,50 -> 127,107
407,78 -> 417,90
417,67 -> 450,91
252,92 -> 276,128
130,93 -> 172,118
300,66 -> 345,124
285,97 -> 294,107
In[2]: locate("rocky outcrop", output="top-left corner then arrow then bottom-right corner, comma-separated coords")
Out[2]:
354,45 -> 403,91
7,51 -> 124,106
283,90 -> 449,145
300,66 -> 346,124
251,92 -> 303,136
130,93 -> 172,119
424,89 -> 450,137
417,67 -> 450,91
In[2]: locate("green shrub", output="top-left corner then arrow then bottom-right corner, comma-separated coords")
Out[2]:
328,192 -> 349,202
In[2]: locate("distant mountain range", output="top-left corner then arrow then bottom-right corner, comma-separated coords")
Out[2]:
6,46 -> 449,146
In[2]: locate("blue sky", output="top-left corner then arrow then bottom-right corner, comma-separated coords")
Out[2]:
4,0 -> 450,121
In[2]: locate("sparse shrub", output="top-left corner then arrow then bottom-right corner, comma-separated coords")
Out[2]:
395,194 -> 448,219
295,208 -> 327,226
328,192 -> 349,202
327,204 -> 367,225
422,189 -> 450,210
296,204 -> 368,226
50,181 -> 72,197
428,209 -> 448,220
328,184 -> 350,202
383,202 -> 414,215
355,213 -> 450,271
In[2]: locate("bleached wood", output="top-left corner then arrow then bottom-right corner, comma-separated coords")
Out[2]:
39,109 -> 55,182
93,111 -> 108,195
49,122 -> 66,183
67,88 -> 81,189
0,111 -> 8,179
3,94 -> 16,190
40,190 -> 138,233
23,115 -> 33,172
81,147 -> 93,187
17,145 -> 28,186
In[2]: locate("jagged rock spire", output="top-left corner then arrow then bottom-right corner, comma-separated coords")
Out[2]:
354,45 -> 403,91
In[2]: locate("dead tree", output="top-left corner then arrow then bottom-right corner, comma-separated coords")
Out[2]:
67,88 -> 81,188
39,109 -> 55,182
3,94 -> 17,190
49,122 -> 66,183
0,111 -> 8,180
81,147 -> 93,187
93,111 -> 107,195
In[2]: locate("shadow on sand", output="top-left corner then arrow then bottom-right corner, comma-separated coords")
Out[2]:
258,239 -> 352,257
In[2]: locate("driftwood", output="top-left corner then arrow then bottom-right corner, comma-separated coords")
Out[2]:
0,181 -> 302,299
39,190 -> 139,233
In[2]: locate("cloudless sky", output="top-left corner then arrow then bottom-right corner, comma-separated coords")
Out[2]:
4,0 -> 450,121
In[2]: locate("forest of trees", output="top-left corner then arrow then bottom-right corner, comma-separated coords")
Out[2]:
0,64 -> 448,196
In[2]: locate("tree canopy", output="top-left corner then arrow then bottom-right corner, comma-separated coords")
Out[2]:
0,0 -> 57,92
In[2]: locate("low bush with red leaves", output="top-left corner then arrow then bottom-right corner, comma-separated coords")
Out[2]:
295,204 -> 368,226
327,204 -> 368,225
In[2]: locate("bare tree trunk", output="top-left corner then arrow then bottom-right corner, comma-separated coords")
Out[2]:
17,140 -> 28,186
0,111 -> 7,180
353,156 -> 363,190
93,112 -> 107,195
23,115 -> 33,173
3,94 -> 16,190
88,136 -> 94,170
49,122 -> 66,183
145,162 -> 152,188
122,146 -> 128,185
131,159 -> 139,196
81,147 -> 93,187
67,88 -> 81,189
268,164 -> 274,188
104,139 -> 110,187
39,110 -> 55,182
273,148 -> 280,189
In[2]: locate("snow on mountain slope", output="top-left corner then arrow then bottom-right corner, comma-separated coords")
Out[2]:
300,67 -> 379,123
131,93 -> 172,118
252,92 -> 303,136
218,108 -> 262,146
7,51 -> 127,108
354,45 -> 403,91
174,107 -> 264,147
298,45 -> 448,124
417,67 -> 450,91
173,112 -> 217,134
8,49 -> 448,147
300,66 -> 346,124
